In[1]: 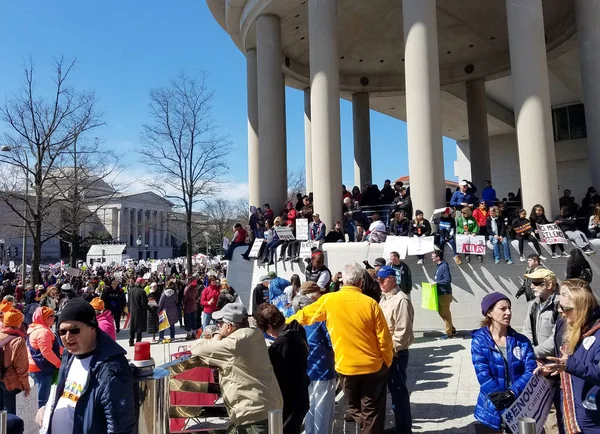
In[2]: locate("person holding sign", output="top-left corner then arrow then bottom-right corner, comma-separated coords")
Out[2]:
456,207 -> 479,264
431,250 -> 455,340
555,206 -> 595,256
408,210 -> 432,265
530,204 -> 568,259
471,292 -> 536,433
512,208 -> 545,262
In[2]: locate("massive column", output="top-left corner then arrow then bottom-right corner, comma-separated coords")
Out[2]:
304,88 -> 313,194
352,92 -> 372,188
256,15 -> 287,210
506,0 -> 559,215
576,0 -> 600,189
246,48 -> 260,207
309,0 -> 342,230
466,79 -> 492,188
403,0 -> 445,219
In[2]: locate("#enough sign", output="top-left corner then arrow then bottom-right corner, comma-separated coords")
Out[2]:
501,374 -> 552,434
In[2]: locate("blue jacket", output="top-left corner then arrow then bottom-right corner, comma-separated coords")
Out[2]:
269,277 -> 290,302
434,260 -> 452,295
450,190 -> 476,208
47,330 -> 136,434
481,187 -> 497,207
471,326 -> 537,430
304,321 -> 336,381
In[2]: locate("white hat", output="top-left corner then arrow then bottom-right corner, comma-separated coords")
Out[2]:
459,181 -> 468,187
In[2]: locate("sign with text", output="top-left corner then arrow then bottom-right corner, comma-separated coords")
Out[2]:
65,267 -> 81,277
16,383 -> 38,434
222,237 -> 230,250
383,236 -> 409,259
295,218 -> 309,241
248,238 -> 264,258
456,234 -> 486,254
300,241 -> 316,259
501,375 -> 552,434
539,223 -> 568,245
275,226 -> 295,241
407,236 -> 435,256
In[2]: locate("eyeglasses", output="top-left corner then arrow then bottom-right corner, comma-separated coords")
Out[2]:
531,281 -> 545,287
58,327 -> 81,336
559,304 -> 574,312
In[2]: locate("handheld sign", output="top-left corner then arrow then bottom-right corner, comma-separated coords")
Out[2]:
501,375 -> 552,434
248,238 -> 265,258
222,237 -> 230,250
274,226 -> 295,241
300,241 -> 315,259
295,218 -> 309,241
456,234 -> 487,254
65,267 -> 81,277
383,236 -> 409,259
538,223 -> 568,245
16,383 -> 38,434
407,236 -> 435,256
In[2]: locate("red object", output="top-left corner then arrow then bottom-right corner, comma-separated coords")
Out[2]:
170,367 -> 219,433
134,341 -> 151,361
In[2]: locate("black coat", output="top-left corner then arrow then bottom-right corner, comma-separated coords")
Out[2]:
486,216 -> 508,238
128,285 -> 148,333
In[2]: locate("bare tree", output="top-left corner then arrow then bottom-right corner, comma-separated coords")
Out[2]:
202,199 -> 245,255
137,72 -> 231,272
0,57 -> 105,283
287,169 -> 306,202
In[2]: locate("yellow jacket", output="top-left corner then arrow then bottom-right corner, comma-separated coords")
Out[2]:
287,285 -> 393,376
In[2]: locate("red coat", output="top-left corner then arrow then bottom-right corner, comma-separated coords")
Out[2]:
473,209 -> 488,229
233,228 -> 247,244
285,209 -> 297,226
200,285 -> 220,314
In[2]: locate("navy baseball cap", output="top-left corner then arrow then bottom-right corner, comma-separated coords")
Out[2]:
376,266 -> 396,279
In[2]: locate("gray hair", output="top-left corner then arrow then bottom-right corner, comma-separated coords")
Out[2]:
3,295 -> 15,304
342,262 -> 365,286
292,294 -> 313,313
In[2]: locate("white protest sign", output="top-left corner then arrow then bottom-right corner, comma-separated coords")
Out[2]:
383,236 -> 409,259
274,226 -> 295,241
456,234 -> 487,254
143,272 -> 151,279
16,383 -> 38,434
539,223 -> 568,245
407,236 -> 435,256
300,241 -> 315,259
65,266 -> 81,277
501,375 -> 553,434
295,218 -> 309,241
9,261 -> 15,270
222,237 -> 230,250
248,238 -> 264,258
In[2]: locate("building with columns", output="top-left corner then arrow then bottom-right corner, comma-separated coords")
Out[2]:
207,0 -> 600,228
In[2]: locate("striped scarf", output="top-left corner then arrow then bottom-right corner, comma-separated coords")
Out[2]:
561,319 -> 600,434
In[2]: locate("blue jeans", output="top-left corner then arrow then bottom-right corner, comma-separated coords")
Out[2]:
439,236 -> 458,256
159,323 -> 176,340
202,312 -> 213,329
388,350 -> 412,433
31,371 -> 54,408
184,311 -> 197,332
489,236 -> 512,261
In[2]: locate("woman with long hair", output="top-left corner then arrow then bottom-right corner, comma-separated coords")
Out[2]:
588,205 -> 600,238
542,281 -> 600,433
530,204 -> 568,258
283,274 -> 302,307
512,208 -> 544,261
39,286 -> 59,311
471,292 -> 536,432
566,248 -> 593,283
456,206 -> 479,264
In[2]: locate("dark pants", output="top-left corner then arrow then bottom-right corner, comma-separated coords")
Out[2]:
110,309 -> 121,332
340,364 -> 388,434
7,414 -> 24,434
226,420 -> 268,434
517,234 -> 542,256
129,328 -> 143,345
184,311 -> 197,332
159,324 -> 176,340
388,350 -> 412,433
31,371 -> 54,408
0,383 -> 19,414
224,242 -> 246,260
283,397 -> 309,434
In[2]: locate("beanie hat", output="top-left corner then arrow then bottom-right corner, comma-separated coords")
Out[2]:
58,299 -> 98,328
4,310 -> 23,328
373,257 -> 386,267
90,298 -> 105,312
481,292 -> 510,316
415,209 -> 424,216
0,301 -> 13,313
40,307 -> 56,321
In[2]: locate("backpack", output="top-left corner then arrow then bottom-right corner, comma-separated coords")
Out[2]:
0,335 -> 17,380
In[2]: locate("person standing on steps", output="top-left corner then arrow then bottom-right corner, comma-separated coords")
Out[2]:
388,251 -> 413,297
431,250 -> 456,339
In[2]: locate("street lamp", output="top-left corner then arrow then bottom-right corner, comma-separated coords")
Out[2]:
136,235 -> 142,260
0,239 -> 4,267
1,146 -> 27,283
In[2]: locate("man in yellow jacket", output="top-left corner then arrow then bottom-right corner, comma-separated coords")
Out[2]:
288,262 -> 393,434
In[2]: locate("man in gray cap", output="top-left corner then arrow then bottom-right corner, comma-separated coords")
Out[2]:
250,275 -> 271,316
174,303 -> 283,433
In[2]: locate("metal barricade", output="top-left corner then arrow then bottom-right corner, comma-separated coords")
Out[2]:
268,409 -> 283,434
0,411 -> 6,434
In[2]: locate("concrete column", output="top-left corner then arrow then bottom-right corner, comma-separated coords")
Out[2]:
466,79 -> 492,188
166,214 -> 171,247
352,92 -> 372,188
506,0 -> 559,215
403,0 -> 446,219
576,0 -> 600,189
246,48 -> 261,207
140,210 -> 146,246
159,211 -> 164,247
304,88 -> 313,193
132,208 -> 138,244
256,15 -> 287,210
309,0 -> 342,230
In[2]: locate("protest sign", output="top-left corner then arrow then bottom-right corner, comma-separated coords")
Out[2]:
295,218 -> 309,241
248,238 -> 265,258
65,267 -> 81,277
8,261 -> 14,270
383,236 -> 409,259
143,272 -> 151,279
16,383 -> 38,434
222,237 -> 230,250
502,375 -> 552,434
407,236 -> 435,256
274,226 -> 295,241
421,283 -> 438,311
300,241 -> 315,259
456,234 -> 487,254
538,223 -> 568,245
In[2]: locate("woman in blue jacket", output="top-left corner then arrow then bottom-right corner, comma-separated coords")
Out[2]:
471,292 -> 537,432
543,280 -> 600,433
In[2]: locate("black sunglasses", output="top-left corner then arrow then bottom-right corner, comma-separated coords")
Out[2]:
58,327 -> 81,336
559,304 -> 574,312
531,281 -> 545,286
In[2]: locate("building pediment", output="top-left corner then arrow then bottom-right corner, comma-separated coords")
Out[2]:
113,191 -> 175,209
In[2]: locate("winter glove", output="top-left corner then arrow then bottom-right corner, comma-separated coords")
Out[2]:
515,286 -> 525,299
488,390 -> 516,410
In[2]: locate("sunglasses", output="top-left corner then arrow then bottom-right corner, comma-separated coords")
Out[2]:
531,281 -> 545,287
58,327 -> 81,336
559,304 -> 574,312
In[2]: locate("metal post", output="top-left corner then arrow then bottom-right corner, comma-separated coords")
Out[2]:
518,417 -> 536,434
0,410 -> 7,434
22,174 -> 27,284
268,409 -> 283,434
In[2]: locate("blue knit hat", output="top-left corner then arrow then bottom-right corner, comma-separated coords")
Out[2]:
481,292 -> 510,316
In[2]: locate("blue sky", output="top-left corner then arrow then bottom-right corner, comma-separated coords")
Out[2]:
0,0 -> 457,199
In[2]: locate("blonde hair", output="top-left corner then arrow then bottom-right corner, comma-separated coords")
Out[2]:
273,216 -> 283,225
461,207 -> 472,218
562,280 -> 598,355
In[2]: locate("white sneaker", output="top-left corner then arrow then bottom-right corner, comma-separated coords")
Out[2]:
551,253 -> 560,259
417,259 -> 423,265
520,256 -> 526,262
539,255 -> 547,260
562,252 -> 570,258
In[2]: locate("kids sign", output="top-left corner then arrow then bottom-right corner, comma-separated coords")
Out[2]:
539,223 -> 568,245
456,234 -> 486,254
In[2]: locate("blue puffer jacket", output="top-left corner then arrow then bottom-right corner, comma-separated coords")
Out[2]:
471,326 -> 537,430
305,321 -> 336,381
47,330 -> 136,434
269,277 -> 290,302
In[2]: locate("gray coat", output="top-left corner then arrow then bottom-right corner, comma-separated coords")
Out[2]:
158,289 -> 181,325
522,292 -> 559,359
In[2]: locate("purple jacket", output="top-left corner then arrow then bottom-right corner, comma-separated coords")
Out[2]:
158,289 -> 180,325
